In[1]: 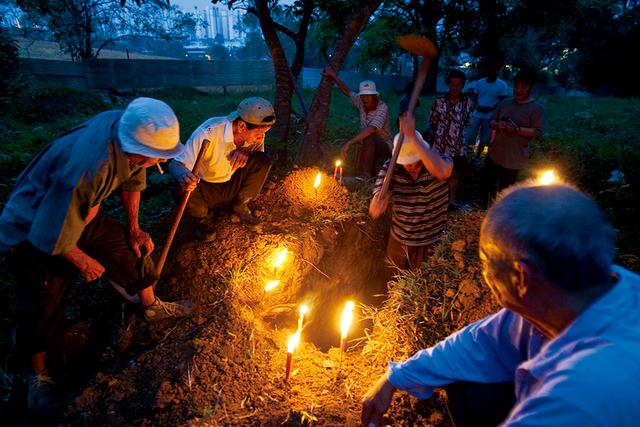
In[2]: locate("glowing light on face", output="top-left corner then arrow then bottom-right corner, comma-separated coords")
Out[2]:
538,169 -> 558,186
273,248 -> 288,269
314,172 -> 322,190
340,300 -> 356,341
264,280 -> 280,292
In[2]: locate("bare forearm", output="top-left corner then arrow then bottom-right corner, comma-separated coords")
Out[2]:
121,190 -> 141,233
517,127 -> 541,138
62,246 -> 94,270
409,135 -> 452,180
349,126 -> 377,144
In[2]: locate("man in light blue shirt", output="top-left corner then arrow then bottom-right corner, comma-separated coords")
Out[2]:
362,183 -> 640,426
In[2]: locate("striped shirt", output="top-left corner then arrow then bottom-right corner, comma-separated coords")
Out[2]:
374,160 -> 449,246
350,92 -> 392,142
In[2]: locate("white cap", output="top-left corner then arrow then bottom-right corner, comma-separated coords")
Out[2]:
357,80 -> 379,96
394,131 -> 430,165
118,97 -> 184,159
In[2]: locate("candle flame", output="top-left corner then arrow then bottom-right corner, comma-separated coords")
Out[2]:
335,160 -> 342,167
538,169 -> 558,186
273,248 -> 288,269
299,304 -> 309,316
264,279 -> 280,292
340,300 -> 356,340
313,172 -> 322,189
287,331 -> 300,353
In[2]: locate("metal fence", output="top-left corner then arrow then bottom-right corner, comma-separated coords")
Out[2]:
18,58 -> 276,90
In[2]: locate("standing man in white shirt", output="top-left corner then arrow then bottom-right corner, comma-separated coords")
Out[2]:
168,97 -> 275,240
465,67 -> 509,157
361,183 -> 640,427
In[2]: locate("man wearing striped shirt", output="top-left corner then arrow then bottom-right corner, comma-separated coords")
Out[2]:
370,114 -> 453,271
323,66 -> 392,178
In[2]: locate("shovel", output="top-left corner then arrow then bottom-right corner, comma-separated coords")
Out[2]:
155,139 -> 211,277
376,35 -> 438,202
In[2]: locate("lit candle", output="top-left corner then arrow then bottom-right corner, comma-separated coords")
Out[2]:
285,331 -> 300,381
264,279 -> 280,292
333,160 -> 342,180
273,248 -> 288,272
339,163 -> 343,184
339,300 -> 355,353
314,172 -> 321,196
297,304 -> 309,332
537,169 -> 558,186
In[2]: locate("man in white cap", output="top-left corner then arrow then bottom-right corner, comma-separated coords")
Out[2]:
0,97 -> 192,412
168,97 -> 275,239
323,67 -> 392,178
369,113 -> 452,272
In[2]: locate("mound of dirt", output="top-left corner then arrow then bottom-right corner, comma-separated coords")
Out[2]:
57,169 -> 497,426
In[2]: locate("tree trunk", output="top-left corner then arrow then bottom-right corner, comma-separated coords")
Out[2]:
254,0 -> 293,147
295,0 -> 384,165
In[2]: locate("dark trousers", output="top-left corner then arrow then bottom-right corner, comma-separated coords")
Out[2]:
480,156 -> 519,206
356,134 -> 391,178
187,151 -> 272,219
445,381 -> 516,427
449,155 -> 468,206
9,211 -> 157,356
385,234 -> 435,273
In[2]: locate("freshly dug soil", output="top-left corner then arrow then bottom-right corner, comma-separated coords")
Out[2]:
4,168 -> 498,426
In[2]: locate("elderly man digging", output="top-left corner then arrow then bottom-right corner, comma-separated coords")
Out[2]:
362,183 -> 640,427
323,67 -> 392,179
369,113 -> 452,273
0,97 -> 193,412
168,97 -> 275,241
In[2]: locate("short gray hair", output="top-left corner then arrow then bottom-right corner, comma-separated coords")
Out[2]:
481,183 -> 615,293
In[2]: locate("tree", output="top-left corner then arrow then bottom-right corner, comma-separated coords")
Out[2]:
16,0 -> 198,61
213,0 -> 316,147
295,0 -> 383,165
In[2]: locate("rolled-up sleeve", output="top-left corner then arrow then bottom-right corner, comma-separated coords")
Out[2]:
387,309 -> 543,399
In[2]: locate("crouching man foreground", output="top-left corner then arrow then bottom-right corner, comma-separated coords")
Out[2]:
362,183 -> 640,426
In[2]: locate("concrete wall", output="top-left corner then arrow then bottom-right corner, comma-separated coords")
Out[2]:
301,67 -> 412,93
18,59 -> 275,90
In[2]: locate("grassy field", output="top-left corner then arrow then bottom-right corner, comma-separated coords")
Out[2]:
1,88 -> 638,257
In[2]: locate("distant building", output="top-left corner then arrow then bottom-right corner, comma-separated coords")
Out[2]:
190,4 -> 245,47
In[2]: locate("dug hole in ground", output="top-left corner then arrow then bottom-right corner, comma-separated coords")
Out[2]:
43,168 -> 498,426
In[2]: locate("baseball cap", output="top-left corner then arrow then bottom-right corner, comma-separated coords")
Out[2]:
228,97 -> 276,126
118,97 -> 184,159
394,131 -> 430,165
357,80 -> 379,96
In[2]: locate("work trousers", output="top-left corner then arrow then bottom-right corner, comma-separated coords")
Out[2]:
9,211 -> 157,356
385,234 -> 435,273
448,155 -> 468,206
480,156 -> 520,206
355,134 -> 391,179
187,151 -> 272,219
464,116 -> 493,155
445,381 -> 516,427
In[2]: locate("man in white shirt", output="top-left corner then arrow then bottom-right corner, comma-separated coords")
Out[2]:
361,183 -> 640,427
168,97 -> 275,240
465,68 -> 509,157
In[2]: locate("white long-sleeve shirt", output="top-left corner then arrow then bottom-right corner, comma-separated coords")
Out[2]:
388,265 -> 640,426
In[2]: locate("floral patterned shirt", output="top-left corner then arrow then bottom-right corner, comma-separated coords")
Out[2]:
429,95 -> 474,157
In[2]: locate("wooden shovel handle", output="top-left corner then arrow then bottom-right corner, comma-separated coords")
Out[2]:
377,59 -> 431,201
155,139 -> 211,277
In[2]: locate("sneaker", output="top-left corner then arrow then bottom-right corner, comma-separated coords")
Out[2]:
143,298 -> 193,322
27,370 -> 55,413
232,204 -> 260,225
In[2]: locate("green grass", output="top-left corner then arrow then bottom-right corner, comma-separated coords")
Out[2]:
1,88 -> 639,258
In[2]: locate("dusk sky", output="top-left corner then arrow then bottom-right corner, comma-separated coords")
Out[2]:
172,0 -> 215,11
